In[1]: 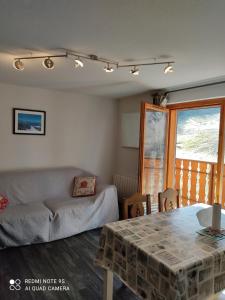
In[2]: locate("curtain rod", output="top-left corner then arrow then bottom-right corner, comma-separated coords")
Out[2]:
165,80 -> 225,96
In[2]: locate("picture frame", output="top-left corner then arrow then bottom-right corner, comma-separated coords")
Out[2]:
13,108 -> 46,135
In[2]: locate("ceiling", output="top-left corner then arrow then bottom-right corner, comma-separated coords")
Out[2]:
0,0 -> 225,98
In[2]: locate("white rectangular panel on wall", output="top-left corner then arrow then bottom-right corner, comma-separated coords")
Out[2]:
121,112 -> 140,148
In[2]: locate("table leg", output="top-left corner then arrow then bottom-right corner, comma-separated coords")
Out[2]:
103,269 -> 113,300
122,203 -> 128,220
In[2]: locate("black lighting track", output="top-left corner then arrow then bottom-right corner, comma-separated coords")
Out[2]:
166,80 -> 225,96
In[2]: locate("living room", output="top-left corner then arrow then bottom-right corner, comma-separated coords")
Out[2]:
1,1 -> 225,300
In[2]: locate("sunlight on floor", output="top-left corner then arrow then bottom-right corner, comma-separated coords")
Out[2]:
208,290 -> 225,300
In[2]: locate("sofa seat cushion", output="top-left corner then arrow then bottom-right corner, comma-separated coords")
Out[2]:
44,196 -> 94,213
0,202 -> 53,249
44,185 -> 119,240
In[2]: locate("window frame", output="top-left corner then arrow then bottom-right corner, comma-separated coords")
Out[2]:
167,98 -> 225,204
139,98 -> 225,205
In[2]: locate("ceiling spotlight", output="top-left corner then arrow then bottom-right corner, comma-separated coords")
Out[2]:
104,63 -> 114,73
13,59 -> 24,71
74,58 -> 84,68
43,57 -> 54,69
164,63 -> 174,74
130,66 -> 139,75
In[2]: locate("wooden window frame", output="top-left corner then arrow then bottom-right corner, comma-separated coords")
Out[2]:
167,98 -> 225,204
139,98 -> 225,204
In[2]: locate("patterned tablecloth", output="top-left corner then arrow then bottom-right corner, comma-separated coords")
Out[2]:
95,204 -> 225,300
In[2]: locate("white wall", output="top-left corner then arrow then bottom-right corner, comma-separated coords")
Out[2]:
0,83 -> 118,183
167,83 -> 225,103
115,92 -> 153,178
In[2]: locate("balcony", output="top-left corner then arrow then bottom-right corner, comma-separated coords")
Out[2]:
175,158 -> 223,207
143,158 -> 225,208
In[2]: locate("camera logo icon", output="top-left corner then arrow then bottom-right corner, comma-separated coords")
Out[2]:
9,279 -> 21,290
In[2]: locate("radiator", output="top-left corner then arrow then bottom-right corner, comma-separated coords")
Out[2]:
113,174 -> 138,198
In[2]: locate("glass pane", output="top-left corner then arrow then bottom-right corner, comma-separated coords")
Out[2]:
175,107 -> 220,207
176,107 -> 220,162
143,110 -> 168,203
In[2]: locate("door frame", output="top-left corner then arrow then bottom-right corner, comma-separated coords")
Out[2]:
138,102 -> 169,194
139,98 -> 225,204
167,98 -> 225,204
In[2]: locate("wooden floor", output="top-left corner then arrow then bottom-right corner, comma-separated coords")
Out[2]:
0,229 -> 138,300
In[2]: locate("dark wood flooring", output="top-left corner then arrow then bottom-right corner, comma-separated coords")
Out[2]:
0,229 -> 139,300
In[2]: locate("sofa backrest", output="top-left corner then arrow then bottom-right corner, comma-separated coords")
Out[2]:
0,167 -> 92,206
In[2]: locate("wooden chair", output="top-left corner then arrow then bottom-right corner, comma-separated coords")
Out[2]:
122,193 -> 151,219
158,188 -> 179,212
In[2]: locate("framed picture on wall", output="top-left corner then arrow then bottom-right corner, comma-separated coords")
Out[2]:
13,108 -> 46,135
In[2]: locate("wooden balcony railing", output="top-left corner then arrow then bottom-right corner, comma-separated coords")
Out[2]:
175,158 -> 219,207
143,158 -> 225,208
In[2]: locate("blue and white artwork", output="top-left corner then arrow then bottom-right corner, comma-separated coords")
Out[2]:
13,109 -> 46,135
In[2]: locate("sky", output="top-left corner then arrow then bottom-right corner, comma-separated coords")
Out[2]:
18,113 -> 41,124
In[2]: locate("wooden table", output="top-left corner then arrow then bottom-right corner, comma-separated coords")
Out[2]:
95,204 -> 225,300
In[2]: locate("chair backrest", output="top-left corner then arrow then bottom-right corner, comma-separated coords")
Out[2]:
123,193 -> 151,219
158,188 -> 179,212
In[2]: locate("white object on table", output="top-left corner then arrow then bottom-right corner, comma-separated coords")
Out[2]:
197,206 -> 212,227
212,203 -> 221,231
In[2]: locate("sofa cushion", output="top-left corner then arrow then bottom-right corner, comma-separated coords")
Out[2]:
0,195 -> 9,211
72,176 -> 96,197
0,202 -> 53,248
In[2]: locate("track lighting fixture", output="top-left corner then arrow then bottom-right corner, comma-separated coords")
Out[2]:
164,63 -> 174,74
119,60 -> 175,75
43,57 -> 54,69
104,63 -> 114,73
12,51 -> 175,76
13,59 -> 24,71
74,58 -> 84,68
130,66 -> 139,76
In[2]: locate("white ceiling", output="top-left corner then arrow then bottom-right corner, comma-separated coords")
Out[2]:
1,0 -> 225,98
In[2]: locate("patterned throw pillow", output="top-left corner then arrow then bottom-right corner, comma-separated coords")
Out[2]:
72,176 -> 96,197
0,195 -> 9,211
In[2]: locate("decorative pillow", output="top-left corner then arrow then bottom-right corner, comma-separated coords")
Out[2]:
0,195 -> 9,212
72,176 -> 96,197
